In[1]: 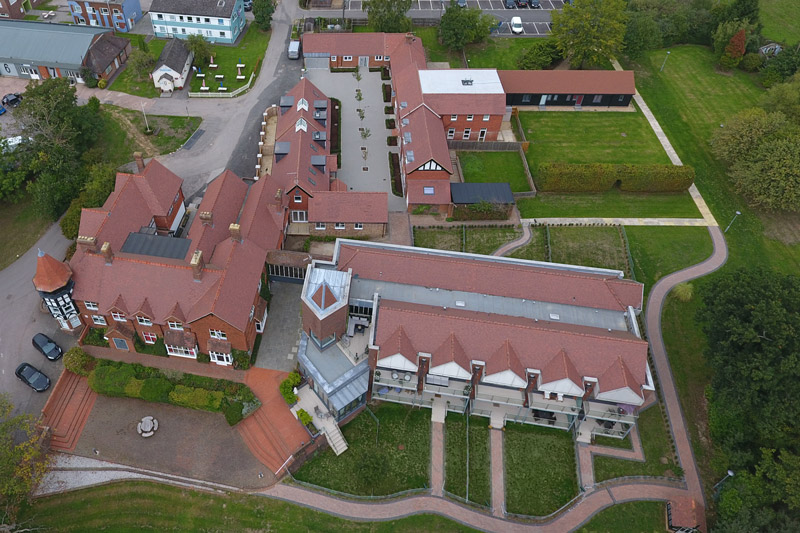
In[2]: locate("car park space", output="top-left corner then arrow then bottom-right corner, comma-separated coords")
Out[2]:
495,20 -> 550,35
346,0 -> 561,11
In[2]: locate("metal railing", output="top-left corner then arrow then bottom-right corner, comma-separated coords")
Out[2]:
424,383 -> 470,398
474,392 -> 525,407
286,473 -> 431,501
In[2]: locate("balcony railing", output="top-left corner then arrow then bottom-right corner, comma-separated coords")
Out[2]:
374,375 -> 417,390
424,383 -> 470,399
584,402 -> 637,424
474,391 -> 525,407
528,396 -> 581,415
591,423 -> 631,439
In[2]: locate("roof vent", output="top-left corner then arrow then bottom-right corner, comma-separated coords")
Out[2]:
549,313 -> 560,320
403,132 -> 412,144
461,78 -> 473,86
401,118 -> 409,126
455,301 -> 465,307
217,0 -> 224,6
406,150 -> 414,163
400,101 -> 408,109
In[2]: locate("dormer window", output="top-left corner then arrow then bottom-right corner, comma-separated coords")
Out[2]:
295,118 -> 307,132
111,311 -> 126,322
297,98 -> 308,111
137,316 -> 152,326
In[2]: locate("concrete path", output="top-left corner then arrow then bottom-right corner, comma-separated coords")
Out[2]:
520,217 -> 709,226
431,422 -> 445,497
489,429 -> 505,518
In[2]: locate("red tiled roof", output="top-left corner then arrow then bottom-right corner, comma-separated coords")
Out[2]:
540,349 -> 582,387
165,302 -> 186,323
164,329 -> 197,349
379,325 -> 416,362
311,282 -> 338,310
400,105 -> 453,174
107,293 -> 128,314
33,251 -> 72,293
185,169 -> 248,260
308,192 -> 388,224
374,300 -> 648,391
432,333 -> 470,371
238,178 -> 285,252
406,180 -> 451,206
336,243 -> 643,312
136,297 -> 154,319
497,70 -> 635,96
598,356 -> 639,394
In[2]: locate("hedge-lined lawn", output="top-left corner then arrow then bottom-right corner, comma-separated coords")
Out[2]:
109,39 -> 167,98
444,414 -> 491,506
465,38 -> 542,70
576,501 -> 668,533
19,481 -> 478,532
593,406 -> 681,482
508,225 -> 548,261
519,110 -> 671,168
626,226 -> 713,297
504,422 -> 578,516
459,151 -> 531,192
189,26 -> 270,92
593,433 -> 633,450
517,190 -> 700,219
414,226 -> 521,256
293,403 -> 430,496
415,26 -> 462,67
549,226 -> 629,273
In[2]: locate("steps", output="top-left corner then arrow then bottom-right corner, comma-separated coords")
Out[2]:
322,424 -> 348,456
237,406 -> 293,474
41,371 -> 97,452
431,397 -> 446,424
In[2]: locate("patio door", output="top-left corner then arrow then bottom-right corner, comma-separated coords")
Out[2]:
359,56 -> 369,67
575,95 -> 584,107
291,210 -> 307,222
478,128 -> 487,142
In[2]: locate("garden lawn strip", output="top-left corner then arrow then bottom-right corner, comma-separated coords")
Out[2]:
592,406 -> 680,482
508,226 -> 547,261
758,0 -> 800,52
576,500 -> 668,533
592,433 -> 633,451
465,38 -> 551,70
443,414 -> 491,506
413,227 -> 462,252
108,39 -> 167,98
504,422 -> 578,516
517,190 -> 700,219
548,227 -> 628,273
464,227 -> 521,256
293,403 -> 431,496
459,151 -> 531,192
189,26 -> 270,92
415,26 -> 461,68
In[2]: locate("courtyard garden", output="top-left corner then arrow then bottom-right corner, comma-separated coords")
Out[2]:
188,26 -> 270,93
459,151 -> 531,193
413,226 -> 522,256
293,402 -> 431,496
504,422 -> 578,516
444,414 -> 491,507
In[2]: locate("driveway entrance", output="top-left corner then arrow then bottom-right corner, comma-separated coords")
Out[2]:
254,282 -> 303,372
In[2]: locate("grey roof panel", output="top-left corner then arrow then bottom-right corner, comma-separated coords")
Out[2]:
451,182 -> 514,204
155,38 -> 191,73
313,99 -> 328,109
121,232 -> 192,259
0,20 -> 109,67
280,95 -> 294,107
150,0 -> 236,18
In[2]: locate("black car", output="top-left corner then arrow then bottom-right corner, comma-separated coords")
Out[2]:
1,93 -> 22,108
505,0 -> 516,7
15,363 -> 51,392
243,0 -> 252,11
32,333 -> 63,361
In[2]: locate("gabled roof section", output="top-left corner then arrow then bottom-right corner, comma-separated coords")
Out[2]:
497,69 -> 635,96
136,297 -> 154,319
238,178 -> 285,252
150,0 -> 235,18
379,325 -> 416,362
431,333 -> 470,376
165,302 -> 186,323
311,282 -> 338,310
540,349 -> 583,394
185,169 -> 248,260
134,160 -> 183,216
32,250 -> 72,293
597,356 -> 642,396
155,37 -> 191,73
401,106 -> 453,174
0,20 -> 109,67
308,192 -> 388,224
107,294 -> 129,314
486,340 -> 525,379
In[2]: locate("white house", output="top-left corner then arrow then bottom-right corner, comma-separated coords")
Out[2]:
152,38 -> 193,92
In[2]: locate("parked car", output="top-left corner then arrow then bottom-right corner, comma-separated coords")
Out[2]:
457,0 -> 467,6
15,363 -> 51,392
0,105 -> 6,116
243,0 -> 252,11
32,333 -> 63,361
515,0 -> 529,7
530,0 -> 541,7
1,93 -> 22,108
505,0 -> 516,7
510,17 -> 524,34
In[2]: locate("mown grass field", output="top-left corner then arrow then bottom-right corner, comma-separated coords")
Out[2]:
576,501 -> 668,532
413,226 -> 521,256
444,414 -> 491,506
109,39 -> 167,98
189,26 -> 270,92
761,0 -> 800,44
459,151 -> 531,192
548,226 -> 629,273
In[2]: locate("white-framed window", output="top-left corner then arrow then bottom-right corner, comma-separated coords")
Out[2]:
101,7 -> 109,14
218,18 -> 224,24
294,195 -> 303,203
249,305 -> 255,321
113,8 -> 121,14
423,186 -> 435,195
521,94 -> 531,103
168,14 -> 175,20
354,223 -> 364,230
374,55 -> 382,61
142,332 -> 157,344
166,345 -> 197,357
330,55 -> 337,61
466,114 -> 474,121
335,223 -> 346,230
385,55 -> 390,61
483,114 -> 490,121
172,27 -> 178,33
593,94 -> 603,103
181,28 -> 187,34
157,13 -> 163,19
178,15 -> 184,21
450,114 -> 457,121
618,95 -> 625,102
85,301 -> 99,311
209,351 -> 232,365
186,16 -> 193,22
209,329 -> 227,340
168,321 -> 183,330
111,311 -> 126,322
219,31 -> 226,37
87,6 -> 94,13
463,128 -> 471,140
137,316 -> 152,326
92,315 -> 107,326
343,55 -> 353,61
315,222 -> 326,230
113,338 -> 129,351
447,128 -> 455,140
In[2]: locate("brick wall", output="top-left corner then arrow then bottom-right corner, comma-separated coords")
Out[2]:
442,114 -> 503,142
301,300 -> 348,342
308,222 -> 385,238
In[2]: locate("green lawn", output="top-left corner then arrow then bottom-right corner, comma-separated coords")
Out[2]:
19,481 -> 478,532
593,406 -> 681,482
414,227 -> 462,252
413,227 -> 521,256
459,151 -> 531,192
414,26 -> 462,68
549,226 -> 629,274
593,433 -> 633,450
0,196 -> 52,271
23,14 -> 39,20
626,226 -> 713,297
465,38 -> 543,70
504,422 -> 578,516
109,39 -> 167,98
761,0 -> 800,43
518,109 -> 671,167
517,190 -> 700,219
444,414 -> 491,506
189,26 -> 270,92
508,226 -> 548,261
293,403 -> 430,496
576,501 -> 667,532
111,107 -> 201,155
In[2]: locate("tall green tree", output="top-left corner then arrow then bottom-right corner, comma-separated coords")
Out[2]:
253,0 -> 276,31
27,145 -> 83,220
728,134 -> 800,211
711,107 -> 789,165
186,34 -> 212,66
623,10 -> 662,58
126,49 -> 155,81
439,3 -> 496,51
761,73 -> 800,123
364,0 -> 412,33
550,0 -> 628,68
517,39 -> 561,70
15,78 -> 79,149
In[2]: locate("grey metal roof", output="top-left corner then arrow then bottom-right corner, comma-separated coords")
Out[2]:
313,100 -> 328,109
280,95 -> 294,107
156,38 -> 191,73
0,20 -> 110,67
451,182 -> 515,205
150,0 -> 235,18
297,333 -> 369,411
121,232 -> 192,259
310,155 -> 326,166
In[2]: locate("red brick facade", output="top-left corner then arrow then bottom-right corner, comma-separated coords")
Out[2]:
442,114 -> 503,142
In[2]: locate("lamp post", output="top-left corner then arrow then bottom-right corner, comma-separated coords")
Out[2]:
660,51 -> 671,72
140,102 -> 150,133
724,211 -> 742,234
713,470 -> 735,491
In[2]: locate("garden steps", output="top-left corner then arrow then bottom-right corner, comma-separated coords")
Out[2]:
42,371 -> 97,452
322,424 -> 348,456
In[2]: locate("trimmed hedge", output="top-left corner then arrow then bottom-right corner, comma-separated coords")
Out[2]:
534,163 -> 695,192
64,347 -> 94,377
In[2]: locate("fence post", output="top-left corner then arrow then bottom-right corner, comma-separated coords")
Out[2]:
466,412 -> 470,502
462,225 -> 466,252
619,226 -> 636,281
545,225 -> 552,262
365,405 -> 380,445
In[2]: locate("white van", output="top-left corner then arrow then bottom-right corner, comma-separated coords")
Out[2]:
288,40 -> 301,60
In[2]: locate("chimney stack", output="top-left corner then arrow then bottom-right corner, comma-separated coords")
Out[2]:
199,211 -> 213,226
100,242 -> 113,264
76,235 -> 99,253
190,250 -> 204,281
229,223 -> 241,242
405,33 -> 414,43
274,188 -> 282,201
133,152 -> 145,172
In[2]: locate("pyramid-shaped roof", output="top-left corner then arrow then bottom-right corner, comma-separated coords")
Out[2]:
311,282 -> 338,310
32,249 -> 72,293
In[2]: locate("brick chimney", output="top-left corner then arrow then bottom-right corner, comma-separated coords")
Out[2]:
76,235 -> 99,253
133,152 -> 145,172
229,223 -> 241,242
405,33 -> 415,43
100,242 -> 113,264
274,188 -> 282,201
190,250 -> 204,281
199,211 -> 213,226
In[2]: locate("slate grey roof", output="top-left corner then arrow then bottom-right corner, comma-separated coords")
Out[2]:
450,182 -> 515,204
150,0 -> 236,18
0,20 -> 110,67
155,38 -> 191,73
85,34 -> 129,74
121,232 -> 192,259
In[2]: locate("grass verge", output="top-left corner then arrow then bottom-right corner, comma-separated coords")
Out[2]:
415,26 -> 462,67
517,190 -> 700,219
414,226 -> 521,256
761,0 -> 800,44
465,38 -> 546,70
444,413 -> 491,506
576,501 -> 668,532
459,151 -> 531,192
548,226 -> 628,273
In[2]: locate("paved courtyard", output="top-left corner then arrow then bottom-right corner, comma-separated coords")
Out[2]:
254,282 -> 303,372
305,69 -> 406,211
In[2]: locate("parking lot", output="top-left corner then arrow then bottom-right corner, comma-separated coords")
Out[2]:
496,20 -> 551,35
347,0 -> 564,12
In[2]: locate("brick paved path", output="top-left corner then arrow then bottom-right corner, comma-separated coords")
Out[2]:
431,422 -> 445,497
489,429 -> 505,518
577,426 -> 645,490
494,223 -> 532,256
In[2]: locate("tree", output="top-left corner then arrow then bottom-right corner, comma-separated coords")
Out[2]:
711,107 -> 788,165
712,18 -> 758,60
364,0 -> 412,33
517,39 -> 561,70
550,0 -> 628,68
623,10 -> 662,58
720,28 -> 747,69
0,394 -> 50,524
439,3 -> 496,51
186,34 -> 212,66
253,0 -> 275,31
0,139 -> 33,203
728,134 -> 800,211
761,73 -> 800,123
15,78 -> 80,149
126,49 -> 154,81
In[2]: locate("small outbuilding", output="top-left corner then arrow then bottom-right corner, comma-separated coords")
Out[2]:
152,38 -> 193,92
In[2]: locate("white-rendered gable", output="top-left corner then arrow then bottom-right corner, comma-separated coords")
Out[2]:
595,387 -> 644,406
377,352 -> 418,372
540,377 -> 584,397
482,369 -> 526,388
429,361 -> 471,380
